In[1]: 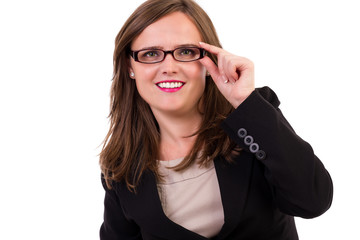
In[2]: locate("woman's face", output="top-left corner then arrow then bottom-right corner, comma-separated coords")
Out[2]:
130,12 -> 206,117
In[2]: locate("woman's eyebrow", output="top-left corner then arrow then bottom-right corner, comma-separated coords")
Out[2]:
175,43 -> 199,48
137,46 -> 163,51
136,43 -> 200,51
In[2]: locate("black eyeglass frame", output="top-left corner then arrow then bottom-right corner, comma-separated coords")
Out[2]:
130,47 -> 207,64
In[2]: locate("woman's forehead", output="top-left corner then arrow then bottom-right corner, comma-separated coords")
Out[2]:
131,12 -> 202,50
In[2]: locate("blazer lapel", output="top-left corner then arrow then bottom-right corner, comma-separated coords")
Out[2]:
119,170 -> 208,240
214,152 -> 254,239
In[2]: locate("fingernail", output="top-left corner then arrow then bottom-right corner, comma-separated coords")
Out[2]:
222,76 -> 229,84
199,42 -> 205,45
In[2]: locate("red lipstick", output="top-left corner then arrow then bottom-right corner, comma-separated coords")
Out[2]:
156,80 -> 185,92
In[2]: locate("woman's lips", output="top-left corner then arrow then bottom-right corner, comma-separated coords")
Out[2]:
156,80 -> 185,92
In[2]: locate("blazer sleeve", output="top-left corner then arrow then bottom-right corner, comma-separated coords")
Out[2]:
221,86 -> 333,219
100,175 -> 142,240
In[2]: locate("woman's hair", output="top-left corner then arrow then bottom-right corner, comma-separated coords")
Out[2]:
100,0 -> 237,191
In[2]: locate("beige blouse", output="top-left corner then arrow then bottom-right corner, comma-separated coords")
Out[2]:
157,158 -> 224,238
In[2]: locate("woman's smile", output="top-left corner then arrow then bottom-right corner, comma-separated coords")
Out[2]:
156,80 -> 185,92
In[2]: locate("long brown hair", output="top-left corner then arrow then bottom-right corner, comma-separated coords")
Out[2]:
100,0 -> 238,191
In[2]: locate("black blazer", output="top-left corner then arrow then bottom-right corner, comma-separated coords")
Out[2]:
100,87 -> 333,240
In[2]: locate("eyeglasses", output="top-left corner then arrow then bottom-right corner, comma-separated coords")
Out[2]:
130,47 -> 206,64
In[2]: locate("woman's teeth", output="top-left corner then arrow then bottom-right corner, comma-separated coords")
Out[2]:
157,82 -> 184,89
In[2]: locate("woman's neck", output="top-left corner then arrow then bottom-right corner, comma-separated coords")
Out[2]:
152,109 -> 203,161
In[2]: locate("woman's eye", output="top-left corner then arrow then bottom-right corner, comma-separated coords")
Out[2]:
144,51 -> 158,57
180,49 -> 194,55
140,50 -> 160,58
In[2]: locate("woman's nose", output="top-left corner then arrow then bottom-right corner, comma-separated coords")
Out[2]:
161,53 -> 179,75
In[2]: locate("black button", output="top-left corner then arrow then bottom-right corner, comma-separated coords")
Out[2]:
255,150 -> 266,160
249,143 -> 259,153
244,135 -> 254,145
237,128 -> 247,138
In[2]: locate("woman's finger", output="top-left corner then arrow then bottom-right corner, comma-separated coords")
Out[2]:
200,43 -> 236,83
217,54 -> 237,84
199,42 -> 224,56
198,56 -> 221,82
227,57 -> 240,82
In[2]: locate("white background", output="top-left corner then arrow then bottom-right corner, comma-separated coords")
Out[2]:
0,0 -> 359,239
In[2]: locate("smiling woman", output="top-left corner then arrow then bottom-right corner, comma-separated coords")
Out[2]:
99,0 -> 333,239
129,12 -> 207,120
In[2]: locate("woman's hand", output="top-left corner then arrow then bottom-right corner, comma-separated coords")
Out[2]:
199,42 -> 255,108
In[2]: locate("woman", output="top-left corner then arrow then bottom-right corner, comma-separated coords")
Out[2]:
99,0 -> 333,239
